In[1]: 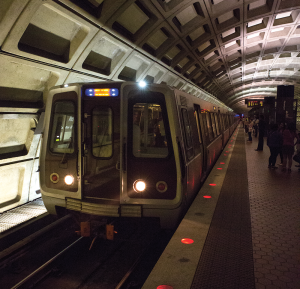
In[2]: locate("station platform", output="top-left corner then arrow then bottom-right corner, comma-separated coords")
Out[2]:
142,125 -> 300,289
0,198 -> 47,234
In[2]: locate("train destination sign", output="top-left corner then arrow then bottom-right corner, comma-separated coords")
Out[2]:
245,99 -> 263,107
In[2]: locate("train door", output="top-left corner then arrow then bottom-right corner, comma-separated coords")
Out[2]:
81,85 -> 121,202
218,113 -> 225,148
194,105 -> 206,177
177,94 -> 202,203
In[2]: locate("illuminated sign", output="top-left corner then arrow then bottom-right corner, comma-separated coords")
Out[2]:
85,88 -> 119,97
201,109 -> 210,113
245,99 -> 263,107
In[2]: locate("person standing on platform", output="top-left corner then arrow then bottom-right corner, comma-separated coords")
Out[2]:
255,115 -> 266,151
267,124 -> 282,169
294,132 -> 300,171
281,123 -> 299,172
248,119 -> 253,142
253,116 -> 259,137
278,122 -> 285,165
244,118 -> 249,134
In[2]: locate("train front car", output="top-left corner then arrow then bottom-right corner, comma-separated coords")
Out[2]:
40,82 -> 183,230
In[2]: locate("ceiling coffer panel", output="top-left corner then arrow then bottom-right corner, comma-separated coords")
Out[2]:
1,0 -> 300,114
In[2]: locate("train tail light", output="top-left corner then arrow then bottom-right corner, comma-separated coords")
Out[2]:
133,180 -> 146,193
156,181 -> 167,193
64,175 -> 74,185
50,173 -> 59,183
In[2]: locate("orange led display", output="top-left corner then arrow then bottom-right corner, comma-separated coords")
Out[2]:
94,89 -> 110,96
85,88 -> 119,97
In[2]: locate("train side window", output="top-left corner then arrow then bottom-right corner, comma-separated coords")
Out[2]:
218,113 -> 223,132
199,111 -> 209,144
92,107 -> 113,158
210,113 -> 217,138
132,103 -> 168,158
214,113 -> 220,135
193,105 -> 203,144
50,101 -> 75,154
224,114 -> 229,129
181,108 -> 194,160
205,112 -> 214,141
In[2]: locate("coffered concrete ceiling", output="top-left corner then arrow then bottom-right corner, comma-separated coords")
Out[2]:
1,0 -> 300,113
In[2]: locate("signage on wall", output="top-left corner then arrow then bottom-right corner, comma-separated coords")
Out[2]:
245,99 -> 264,107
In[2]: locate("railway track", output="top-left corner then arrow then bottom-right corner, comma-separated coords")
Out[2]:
0,218 -> 173,289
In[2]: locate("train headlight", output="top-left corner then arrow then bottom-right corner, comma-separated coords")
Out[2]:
156,181 -> 167,193
64,175 -> 74,185
138,80 -> 147,88
133,180 -> 146,193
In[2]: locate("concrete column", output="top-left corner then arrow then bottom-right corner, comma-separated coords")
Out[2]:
276,85 -> 295,125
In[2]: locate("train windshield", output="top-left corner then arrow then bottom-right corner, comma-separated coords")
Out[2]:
132,103 -> 168,158
92,107 -> 113,158
50,101 -> 75,154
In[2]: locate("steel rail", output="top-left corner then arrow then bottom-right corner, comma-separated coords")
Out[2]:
11,236 -> 84,289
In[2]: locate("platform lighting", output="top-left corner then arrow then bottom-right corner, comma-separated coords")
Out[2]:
138,80 -> 147,88
181,238 -> 194,244
64,84 -> 69,87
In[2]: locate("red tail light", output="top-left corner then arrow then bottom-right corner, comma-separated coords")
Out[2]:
50,173 -> 59,183
156,181 -> 167,193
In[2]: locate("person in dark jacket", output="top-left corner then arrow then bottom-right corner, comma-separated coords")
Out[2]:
281,123 -> 299,172
277,122 -> 285,165
267,124 -> 283,169
255,115 -> 266,151
253,116 -> 259,137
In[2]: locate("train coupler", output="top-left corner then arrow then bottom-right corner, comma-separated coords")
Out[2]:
77,221 -> 116,241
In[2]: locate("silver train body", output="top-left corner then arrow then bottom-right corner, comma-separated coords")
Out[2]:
40,82 -> 238,229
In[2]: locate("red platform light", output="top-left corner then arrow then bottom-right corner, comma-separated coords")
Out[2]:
217,168 -> 222,170
203,195 -> 211,198
224,154 -> 227,156
226,151 -> 229,153
209,184 -> 216,186
220,162 -> 225,164
157,286 -> 173,289
181,238 -> 194,244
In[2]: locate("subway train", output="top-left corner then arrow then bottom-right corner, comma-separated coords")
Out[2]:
40,81 -> 238,232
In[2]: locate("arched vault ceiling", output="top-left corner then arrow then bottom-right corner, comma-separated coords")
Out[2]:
1,0 -> 300,113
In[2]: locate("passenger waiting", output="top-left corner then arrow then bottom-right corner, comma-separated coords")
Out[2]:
294,132 -> 300,171
247,119 -> 253,142
281,123 -> 299,172
267,124 -> 283,169
255,115 -> 266,151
